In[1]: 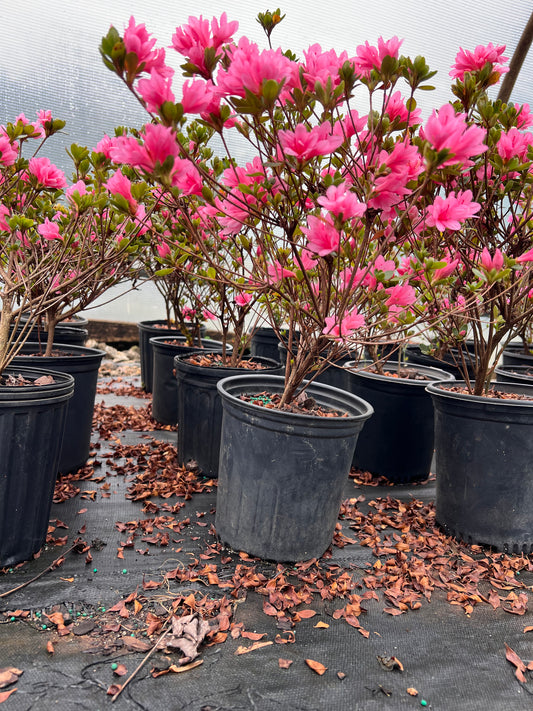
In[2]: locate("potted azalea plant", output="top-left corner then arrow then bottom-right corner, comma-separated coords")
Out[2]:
4,127 -> 162,475
0,112 -> 78,567
397,45 -> 533,551
97,10 -> 464,560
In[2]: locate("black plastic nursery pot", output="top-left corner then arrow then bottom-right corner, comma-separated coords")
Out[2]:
427,380 -> 533,552
249,327 -> 284,363
215,374 -> 373,562
138,320 -> 188,393
12,343 -> 105,473
175,355 -> 283,478
501,344 -> 533,368
405,344 -> 475,379
345,360 -> 454,483
150,336 -> 227,425
138,320 -> 208,392
0,366 -> 74,567
495,364 -> 533,385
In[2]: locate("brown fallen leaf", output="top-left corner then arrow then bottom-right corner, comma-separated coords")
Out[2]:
46,641 -> 55,655
167,659 -> 204,673
122,637 -> 152,653
0,668 -> 23,688
241,631 -> 267,641
337,671 -> 346,680
305,659 -> 327,675
524,626 -> 533,633
278,658 -> 293,669
107,684 -> 122,696
505,643 -> 527,683
157,613 -> 210,664
235,641 -> 273,655
113,664 -> 128,677
295,609 -> 316,619
407,687 -> 418,696
314,621 -> 329,629
0,688 -> 17,703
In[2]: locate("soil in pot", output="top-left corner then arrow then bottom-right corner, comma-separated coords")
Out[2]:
175,354 -> 283,478
0,366 -> 74,566
427,380 -> 533,552
12,342 -> 105,473
345,360 -> 454,483
215,374 -> 373,561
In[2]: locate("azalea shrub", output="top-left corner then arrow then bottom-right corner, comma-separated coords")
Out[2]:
0,113 -> 158,371
99,11 -> 533,400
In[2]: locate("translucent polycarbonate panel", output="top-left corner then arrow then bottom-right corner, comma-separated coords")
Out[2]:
2,0 -> 531,321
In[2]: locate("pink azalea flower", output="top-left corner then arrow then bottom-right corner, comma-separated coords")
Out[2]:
137,70 -> 175,112
516,246 -> 533,263
106,169 -> 138,212
302,44 -> 350,93
353,36 -> 403,78
432,256 -> 461,281
333,109 -> 367,140
420,103 -> 487,168
0,205 -> 10,231
171,13 -> 238,77
94,134 -> 115,158
37,218 -> 61,241
66,180 -> 88,202
181,79 -> 216,114
110,123 -> 179,175
425,189 -> 481,231
123,16 -> 171,76
171,159 -> 203,195
323,308 -> 365,338
497,127 -> 533,162
450,43 -> 509,81
384,283 -> 416,308
515,103 -> 533,129
156,241 -> 171,259
384,91 -> 422,127
217,36 -> 298,101
317,182 -> 367,221
0,133 -> 18,166
302,214 -> 341,256
266,261 -> 297,282
480,247 -> 504,272
28,157 -> 67,189
235,292 -> 252,306
364,255 -> 396,289
279,123 -> 343,163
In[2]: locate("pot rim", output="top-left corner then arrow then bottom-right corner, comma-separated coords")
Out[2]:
13,342 -> 106,359
217,373 -> 374,422
175,353 -> 280,372
426,379 -> 533,406
344,359 -> 455,385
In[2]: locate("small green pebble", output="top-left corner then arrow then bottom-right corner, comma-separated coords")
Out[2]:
122,569 -> 127,574
10,617 -> 15,622
421,701 -> 428,707
93,568 -> 98,573
36,612 -> 41,617
42,624 -> 47,630
111,663 -> 118,671
101,607 -> 106,612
